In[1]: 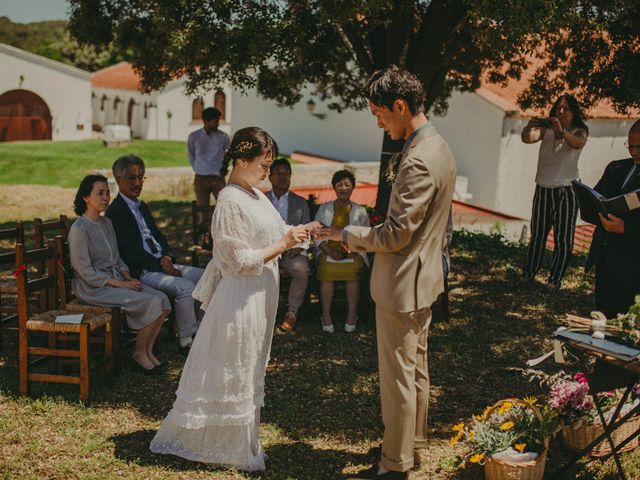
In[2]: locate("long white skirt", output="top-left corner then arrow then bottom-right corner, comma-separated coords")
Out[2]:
150,264 -> 279,471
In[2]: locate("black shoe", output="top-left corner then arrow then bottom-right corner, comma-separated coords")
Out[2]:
347,464 -> 408,480
131,359 -> 161,376
368,446 -> 421,470
178,343 -> 192,357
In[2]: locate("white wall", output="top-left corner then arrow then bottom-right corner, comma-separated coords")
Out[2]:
430,91 -> 505,211
92,87 -> 154,138
229,85 -> 383,162
1,48 -> 92,141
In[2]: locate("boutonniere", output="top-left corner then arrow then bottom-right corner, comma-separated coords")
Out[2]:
385,153 -> 401,185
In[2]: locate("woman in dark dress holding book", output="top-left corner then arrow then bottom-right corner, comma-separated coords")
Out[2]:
69,174 -> 171,373
520,94 -> 589,289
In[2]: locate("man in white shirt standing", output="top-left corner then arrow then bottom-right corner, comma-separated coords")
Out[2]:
187,107 -> 231,230
266,158 -> 311,332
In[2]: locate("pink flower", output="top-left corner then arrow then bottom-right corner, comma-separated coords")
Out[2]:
574,372 -> 589,384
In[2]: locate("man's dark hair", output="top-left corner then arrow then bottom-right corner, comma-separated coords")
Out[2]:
202,107 -> 222,122
365,65 -> 425,115
74,174 -> 108,215
269,157 -> 292,175
331,169 -> 356,188
112,154 -> 145,178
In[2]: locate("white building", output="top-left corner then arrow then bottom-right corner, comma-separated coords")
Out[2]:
0,43 -> 92,142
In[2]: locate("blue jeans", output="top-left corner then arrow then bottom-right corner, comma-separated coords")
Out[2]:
141,264 -> 204,339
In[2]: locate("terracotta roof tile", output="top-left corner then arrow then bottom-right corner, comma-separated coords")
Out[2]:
91,62 -> 142,91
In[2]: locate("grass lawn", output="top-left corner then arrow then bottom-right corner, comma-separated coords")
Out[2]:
0,139 -> 188,188
1,203 -> 639,479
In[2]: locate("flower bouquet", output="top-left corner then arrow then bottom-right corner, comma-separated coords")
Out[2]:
450,397 -> 557,480
549,372 -> 640,456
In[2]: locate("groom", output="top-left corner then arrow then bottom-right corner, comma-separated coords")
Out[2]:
317,66 -> 456,479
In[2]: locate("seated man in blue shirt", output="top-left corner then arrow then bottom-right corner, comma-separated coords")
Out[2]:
107,155 -> 204,356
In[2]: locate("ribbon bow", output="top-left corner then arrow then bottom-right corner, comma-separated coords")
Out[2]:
12,264 -> 26,279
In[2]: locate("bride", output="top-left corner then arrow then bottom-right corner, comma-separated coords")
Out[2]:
150,127 -> 317,470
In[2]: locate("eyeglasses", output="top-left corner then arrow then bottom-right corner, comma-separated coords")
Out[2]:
119,174 -> 147,182
625,141 -> 640,150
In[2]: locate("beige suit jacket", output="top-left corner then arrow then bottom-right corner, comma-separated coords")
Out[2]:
345,126 -> 456,313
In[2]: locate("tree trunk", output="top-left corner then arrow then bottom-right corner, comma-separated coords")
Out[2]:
374,133 -> 404,215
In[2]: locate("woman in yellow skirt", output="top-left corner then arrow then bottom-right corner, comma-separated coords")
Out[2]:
314,170 -> 370,333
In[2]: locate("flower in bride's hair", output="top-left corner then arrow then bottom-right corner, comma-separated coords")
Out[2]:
236,141 -> 254,153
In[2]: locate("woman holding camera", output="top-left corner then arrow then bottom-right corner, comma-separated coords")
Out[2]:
521,94 -> 589,289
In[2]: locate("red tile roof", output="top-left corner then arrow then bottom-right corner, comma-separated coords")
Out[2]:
91,62 -> 143,91
546,223 -> 595,254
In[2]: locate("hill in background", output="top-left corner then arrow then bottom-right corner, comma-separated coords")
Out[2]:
0,16 -> 125,71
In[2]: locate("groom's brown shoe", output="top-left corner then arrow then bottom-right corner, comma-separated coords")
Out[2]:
347,464 -> 408,479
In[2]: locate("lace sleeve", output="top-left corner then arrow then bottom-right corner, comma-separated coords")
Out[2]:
211,201 -> 264,276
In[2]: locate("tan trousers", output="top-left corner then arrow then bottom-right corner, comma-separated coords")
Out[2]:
376,304 -> 431,472
194,174 -> 225,226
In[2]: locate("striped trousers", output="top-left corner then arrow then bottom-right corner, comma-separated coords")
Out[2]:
523,185 -> 579,287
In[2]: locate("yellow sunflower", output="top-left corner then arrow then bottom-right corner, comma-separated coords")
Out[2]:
469,453 -> 485,463
514,443 -> 526,453
500,421 -> 515,431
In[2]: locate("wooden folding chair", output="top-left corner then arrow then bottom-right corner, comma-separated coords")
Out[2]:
32,215 -> 70,249
53,236 -> 125,373
16,242 -> 113,405
0,222 -> 25,347
189,201 -> 215,267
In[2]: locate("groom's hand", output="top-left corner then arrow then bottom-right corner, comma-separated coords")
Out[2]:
315,227 -> 343,242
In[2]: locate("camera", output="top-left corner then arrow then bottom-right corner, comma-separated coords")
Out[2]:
533,117 -> 552,128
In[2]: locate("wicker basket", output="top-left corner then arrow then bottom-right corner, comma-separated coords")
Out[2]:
561,416 -> 640,457
483,398 -> 549,480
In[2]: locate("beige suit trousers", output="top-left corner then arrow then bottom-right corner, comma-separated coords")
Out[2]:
376,304 -> 431,472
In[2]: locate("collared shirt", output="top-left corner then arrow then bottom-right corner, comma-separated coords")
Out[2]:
267,191 -> 289,224
403,120 -> 433,153
120,194 -> 164,259
187,127 -> 231,176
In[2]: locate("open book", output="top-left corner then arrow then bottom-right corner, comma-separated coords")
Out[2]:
571,180 -> 640,225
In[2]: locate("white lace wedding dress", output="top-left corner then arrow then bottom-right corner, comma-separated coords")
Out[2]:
150,184 -> 288,471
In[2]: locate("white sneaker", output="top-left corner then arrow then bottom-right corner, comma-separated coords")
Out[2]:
344,323 -> 356,333
322,324 -> 334,333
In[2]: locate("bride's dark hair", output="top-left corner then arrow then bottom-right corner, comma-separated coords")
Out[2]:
220,127 -> 279,177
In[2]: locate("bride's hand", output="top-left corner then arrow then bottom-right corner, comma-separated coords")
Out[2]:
283,225 -> 309,249
304,220 -> 324,232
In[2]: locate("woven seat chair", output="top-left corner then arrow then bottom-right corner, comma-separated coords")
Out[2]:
54,235 -> 125,373
16,242 -> 114,405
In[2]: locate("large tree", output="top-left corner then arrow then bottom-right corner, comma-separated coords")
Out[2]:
68,0 -> 640,213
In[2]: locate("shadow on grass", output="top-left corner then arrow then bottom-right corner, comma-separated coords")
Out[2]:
111,429 -> 366,480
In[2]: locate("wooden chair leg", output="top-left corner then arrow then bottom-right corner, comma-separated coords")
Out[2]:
19,330 -> 29,396
48,332 -> 58,374
104,322 -> 113,387
110,307 -> 120,374
79,324 -> 89,405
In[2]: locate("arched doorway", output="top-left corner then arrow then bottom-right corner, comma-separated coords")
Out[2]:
0,89 -> 52,142
214,90 -> 226,123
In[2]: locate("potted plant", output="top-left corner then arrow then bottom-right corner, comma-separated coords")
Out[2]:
450,397 -> 558,480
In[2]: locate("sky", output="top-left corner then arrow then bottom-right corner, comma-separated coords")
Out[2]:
0,0 -> 69,23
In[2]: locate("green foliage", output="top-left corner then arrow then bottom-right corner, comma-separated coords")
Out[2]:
0,16 -> 125,71
66,1 -> 640,114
